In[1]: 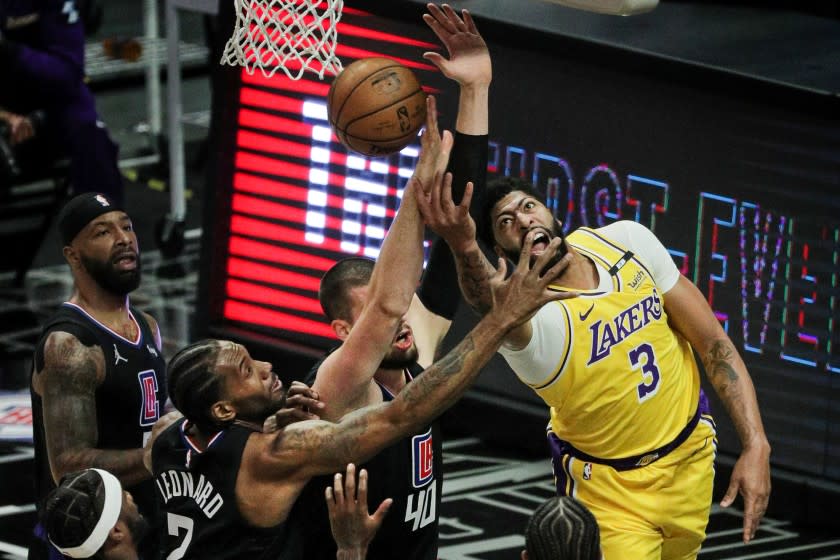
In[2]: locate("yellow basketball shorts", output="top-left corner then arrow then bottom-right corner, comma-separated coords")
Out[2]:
553,415 -> 717,560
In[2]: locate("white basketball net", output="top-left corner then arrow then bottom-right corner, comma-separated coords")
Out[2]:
221,0 -> 344,80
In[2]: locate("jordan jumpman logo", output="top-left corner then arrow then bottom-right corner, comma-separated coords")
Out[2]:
113,344 -> 128,366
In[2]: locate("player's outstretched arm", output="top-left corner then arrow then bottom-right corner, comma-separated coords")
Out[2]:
415,167 -> 496,313
411,5 -> 492,366
241,233 -> 575,526
423,4 -> 491,136
278,232 -> 576,476
664,276 -> 771,544
313,96 -> 452,420
35,332 -> 151,487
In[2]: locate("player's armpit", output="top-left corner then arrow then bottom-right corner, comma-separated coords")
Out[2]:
406,294 -> 452,368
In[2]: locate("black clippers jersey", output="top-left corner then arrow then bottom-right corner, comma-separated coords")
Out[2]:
295,362 -> 443,560
153,420 -> 298,560
31,302 -> 167,517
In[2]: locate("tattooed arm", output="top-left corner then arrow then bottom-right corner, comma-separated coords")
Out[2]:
240,235 -> 576,526
312,97 -> 453,421
664,275 -> 771,544
34,332 -> 151,486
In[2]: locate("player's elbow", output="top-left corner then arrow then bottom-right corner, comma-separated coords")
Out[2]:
370,296 -> 411,322
49,450 -> 83,484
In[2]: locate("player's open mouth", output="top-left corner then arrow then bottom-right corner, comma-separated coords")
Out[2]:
394,329 -> 413,351
527,230 -> 551,255
113,251 -> 138,270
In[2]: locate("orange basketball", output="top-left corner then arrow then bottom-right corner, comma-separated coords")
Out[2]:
327,57 -> 427,157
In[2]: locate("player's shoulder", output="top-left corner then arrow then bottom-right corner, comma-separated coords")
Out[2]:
595,219 -> 652,240
39,330 -> 106,385
42,329 -> 105,364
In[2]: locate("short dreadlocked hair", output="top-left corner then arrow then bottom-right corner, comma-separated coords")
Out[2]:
44,470 -> 110,559
478,176 -> 546,249
167,339 -> 224,432
524,496 -> 601,560
318,257 -> 375,321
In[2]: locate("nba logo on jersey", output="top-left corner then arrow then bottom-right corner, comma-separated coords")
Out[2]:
411,429 -> 434,488
138,370 -> 159,427
583,462 -> 593,480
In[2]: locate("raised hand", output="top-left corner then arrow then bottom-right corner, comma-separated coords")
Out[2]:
415,171 -> 476,254
423,4 -> 491,88
412,95 -> 453,195
326,464 -> 392,560
262,381 -> 324,432
488,232 -> 578,332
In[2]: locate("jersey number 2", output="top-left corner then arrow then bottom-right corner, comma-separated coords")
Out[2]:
628,343 -> 661,403
166,513 -> 194,560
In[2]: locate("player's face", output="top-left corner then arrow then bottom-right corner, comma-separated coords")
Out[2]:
345,285 -> 419,370
75,211 -> 142,295
120,490 -> 149,545
491,192 -> 568,270
216,341 -> 286,423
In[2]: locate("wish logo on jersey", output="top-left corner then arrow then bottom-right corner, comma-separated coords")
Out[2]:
411,429 -> 434,488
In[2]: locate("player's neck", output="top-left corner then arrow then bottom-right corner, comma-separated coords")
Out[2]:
184,421 -> 216,450
71,280 -> 130,314
70,288 -> 135,337
374,367 -> 408,395
551,250 -> 599,291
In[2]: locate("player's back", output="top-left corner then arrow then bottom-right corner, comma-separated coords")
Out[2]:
152,420 -> 300,559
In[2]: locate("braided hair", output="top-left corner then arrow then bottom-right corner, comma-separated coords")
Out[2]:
43,470 -> 109,559
167,339 -> 224,431
524,496 -> 601,560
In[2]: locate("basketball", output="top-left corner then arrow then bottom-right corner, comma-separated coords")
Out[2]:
327,57 -> 427,157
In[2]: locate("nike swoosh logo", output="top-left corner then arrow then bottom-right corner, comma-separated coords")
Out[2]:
579,302 -> 595,321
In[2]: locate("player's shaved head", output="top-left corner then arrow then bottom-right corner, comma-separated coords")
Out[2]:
319,257 -> 375,321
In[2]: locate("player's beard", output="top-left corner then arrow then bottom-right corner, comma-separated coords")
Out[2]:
81,253 -> 142,296
379,344 -> 419,371
503,220 -> 568,274
235,391 -> 287,425
126,512 -> 150,545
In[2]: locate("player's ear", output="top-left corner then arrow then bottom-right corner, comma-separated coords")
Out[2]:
211,401 -> 236,423
520,550 -> 528,560
331,319 -> 351,340
62,244 -> 80,268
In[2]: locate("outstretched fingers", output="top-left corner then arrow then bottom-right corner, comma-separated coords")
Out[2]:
462,8 -> 478,34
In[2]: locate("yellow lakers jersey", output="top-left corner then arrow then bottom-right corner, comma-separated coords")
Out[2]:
534,227 -> 701,459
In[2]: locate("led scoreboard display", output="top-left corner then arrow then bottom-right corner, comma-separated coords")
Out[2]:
203,1 -> 840,480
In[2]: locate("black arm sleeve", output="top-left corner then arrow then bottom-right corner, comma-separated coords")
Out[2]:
416,237 -> 460,320
416,132 -> 488,320
448,131 -> 488,221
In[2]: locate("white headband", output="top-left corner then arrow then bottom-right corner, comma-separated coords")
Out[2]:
50,469 -> 123,558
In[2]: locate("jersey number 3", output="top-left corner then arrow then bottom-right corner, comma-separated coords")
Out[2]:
628,343 -> 661,403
